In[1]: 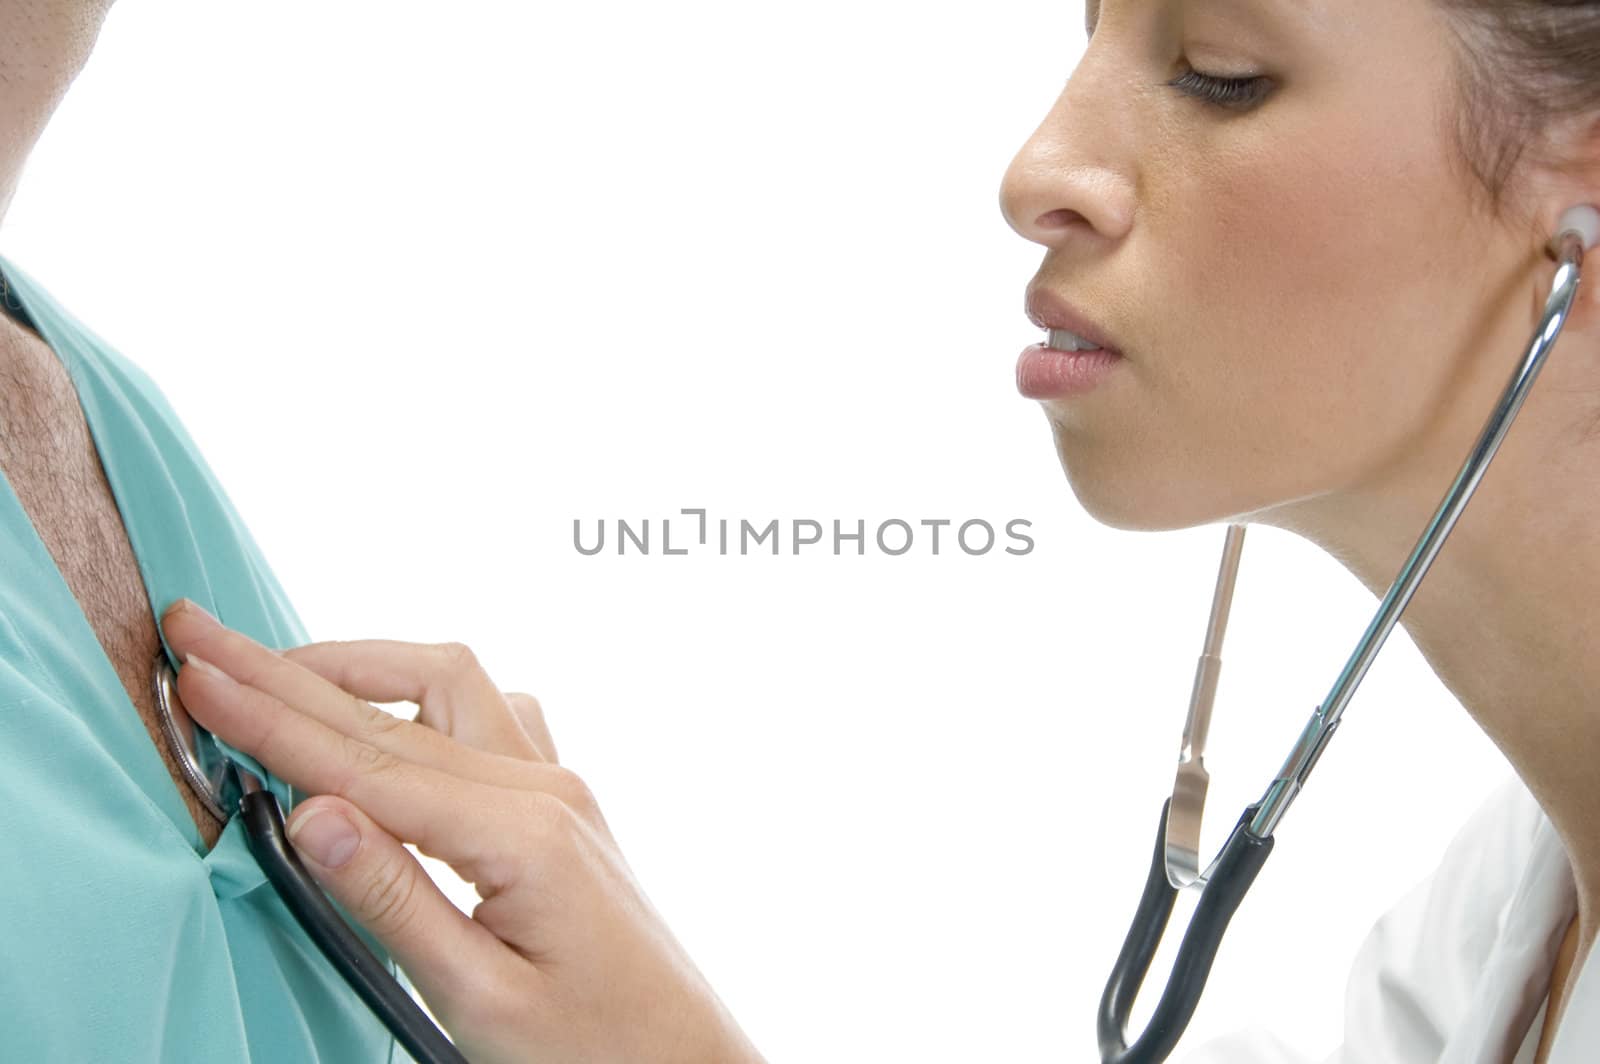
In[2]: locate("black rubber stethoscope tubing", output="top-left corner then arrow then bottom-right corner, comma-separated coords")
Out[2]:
1095,801 -> 1272,1064
232,764 -> 470,1064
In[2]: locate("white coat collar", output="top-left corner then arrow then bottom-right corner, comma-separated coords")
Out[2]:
1445,800 -> 1584,1063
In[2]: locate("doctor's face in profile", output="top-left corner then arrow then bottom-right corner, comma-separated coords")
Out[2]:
999,0 -> 1579,537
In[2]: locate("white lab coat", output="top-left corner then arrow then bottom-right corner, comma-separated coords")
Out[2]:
1182,775 -> 1597,1063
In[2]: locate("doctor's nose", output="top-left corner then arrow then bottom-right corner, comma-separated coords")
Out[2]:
998,104 -> 1135,251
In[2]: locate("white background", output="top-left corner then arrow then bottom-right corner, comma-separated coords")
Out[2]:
7,1 -> 1515,1060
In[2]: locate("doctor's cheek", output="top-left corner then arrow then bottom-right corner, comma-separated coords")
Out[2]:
159,600 -> 766,1064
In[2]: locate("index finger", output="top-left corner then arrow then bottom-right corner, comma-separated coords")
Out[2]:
178,651 -> 534,876
162,605 -> 540,787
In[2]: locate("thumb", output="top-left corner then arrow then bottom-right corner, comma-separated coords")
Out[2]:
284,796 -> 516,1028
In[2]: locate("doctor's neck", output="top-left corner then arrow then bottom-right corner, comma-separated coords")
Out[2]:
1261,256 -> 1600,969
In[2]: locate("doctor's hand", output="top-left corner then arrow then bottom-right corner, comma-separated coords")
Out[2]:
160,598 -> 765,1064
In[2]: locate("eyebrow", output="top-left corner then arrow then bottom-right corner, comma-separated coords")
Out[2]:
1088,0 -> 1300,36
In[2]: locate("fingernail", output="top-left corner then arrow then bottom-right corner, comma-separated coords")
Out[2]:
186,599 -> 220,627
288,809 -> 360,869
184,653 -> 236,685
165,597 -> 220,628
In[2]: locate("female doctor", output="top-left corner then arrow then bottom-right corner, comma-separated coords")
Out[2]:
142,0 -> 1600,1062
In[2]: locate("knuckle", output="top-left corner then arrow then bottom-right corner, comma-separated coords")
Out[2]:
360,702 -> 407,741
438,641 -> 481,676
250,699 -> 293,762
357,862 -> 422,938
505,690 -> 543,715
542,764 -> 600,820
467,851 -> 522,901
523,790 -> 580,850
334,732 -> 400,797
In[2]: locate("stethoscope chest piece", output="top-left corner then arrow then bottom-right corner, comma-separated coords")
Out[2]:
151,650 -> 244,823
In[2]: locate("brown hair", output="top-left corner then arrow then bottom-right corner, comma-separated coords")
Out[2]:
1435,1 -> 1600,220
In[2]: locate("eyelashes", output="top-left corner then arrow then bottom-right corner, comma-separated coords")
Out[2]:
1168,68 -> 1273,110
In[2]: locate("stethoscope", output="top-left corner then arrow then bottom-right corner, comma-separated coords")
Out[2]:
135,206 -> 1598,1064
149,652 -> 469,1064
1097,203 -> 1600,1064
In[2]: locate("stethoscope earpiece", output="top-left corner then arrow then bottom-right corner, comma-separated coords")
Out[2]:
1549,203 -> 1600,260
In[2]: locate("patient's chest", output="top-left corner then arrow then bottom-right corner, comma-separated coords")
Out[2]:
0,325 -> 223,851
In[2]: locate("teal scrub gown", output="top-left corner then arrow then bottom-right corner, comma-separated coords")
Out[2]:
0,252 -> 417,1063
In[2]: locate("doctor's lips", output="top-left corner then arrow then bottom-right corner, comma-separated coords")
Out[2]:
1017,288 -> 1126,400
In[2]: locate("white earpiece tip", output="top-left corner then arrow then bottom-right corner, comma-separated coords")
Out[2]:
1556,204 -> 1600,251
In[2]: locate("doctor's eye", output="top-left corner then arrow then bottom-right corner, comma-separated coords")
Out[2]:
1168,67 -> 1272,110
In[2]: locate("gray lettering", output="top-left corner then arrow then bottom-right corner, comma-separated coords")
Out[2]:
618,518 -> 649,555
1005,518 -> 1035,555
876,519 -> 913,556
958,519 -> 995,555
793,519 -> 823,554
834,519 -> 865,555
682,508 -> 707,545
573,519 -> 605,556
663,519 -> 688,555
742,519 -> 779,555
